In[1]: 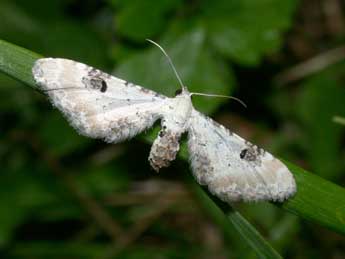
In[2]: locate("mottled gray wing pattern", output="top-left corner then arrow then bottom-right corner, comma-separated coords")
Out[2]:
33,58 -> 171,143
187,109 -> 296,202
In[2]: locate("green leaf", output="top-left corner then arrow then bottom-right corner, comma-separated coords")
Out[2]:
0,167 -> 58,247
202,0 -> 299,65
39,112 -> 90,156
116,28 -> 235,113
296,68 -> 345,180
39,21 -> 108,67
111,0 -> 182,41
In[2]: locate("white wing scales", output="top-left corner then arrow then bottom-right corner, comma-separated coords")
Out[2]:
188,109 -> 296,202
33,58 -> 170,143
33,57 -> 297,203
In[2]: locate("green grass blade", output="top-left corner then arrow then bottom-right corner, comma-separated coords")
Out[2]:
281,161 -> 345,234
190,179 -> 283,259
227,209 -> 283,259
333,115 -> 345,126
0,39 -> 41,88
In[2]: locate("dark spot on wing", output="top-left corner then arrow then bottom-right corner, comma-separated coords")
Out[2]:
100,80 -> 107,92
82,75 -> 108,93
240,148 -> 257,161
240,149 -> 248,159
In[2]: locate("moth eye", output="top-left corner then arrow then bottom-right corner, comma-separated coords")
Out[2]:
174,89 -> 182,96
100,80 -> 107,92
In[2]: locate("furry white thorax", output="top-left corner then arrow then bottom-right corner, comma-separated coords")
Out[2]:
162,89 -> 193,132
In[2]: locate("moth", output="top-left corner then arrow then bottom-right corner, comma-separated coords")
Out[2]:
32,43 -> 296,203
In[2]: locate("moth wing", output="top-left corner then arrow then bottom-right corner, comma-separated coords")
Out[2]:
187,109 -> 296,202
33,58 -> 171,143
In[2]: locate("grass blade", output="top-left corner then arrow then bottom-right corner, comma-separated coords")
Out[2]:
190,179 -> 283,259
0,39 -> 41,88
227,209 -> 283,259
281,161 -> 345,235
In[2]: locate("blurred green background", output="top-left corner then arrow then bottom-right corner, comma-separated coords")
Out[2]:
1,0 -> 345,258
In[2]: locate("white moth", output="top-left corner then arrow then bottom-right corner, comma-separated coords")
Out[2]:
32,48 -> 296,203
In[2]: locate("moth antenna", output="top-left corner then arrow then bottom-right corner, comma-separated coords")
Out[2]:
146,39 -> 186,91
191,92 -> 247,108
